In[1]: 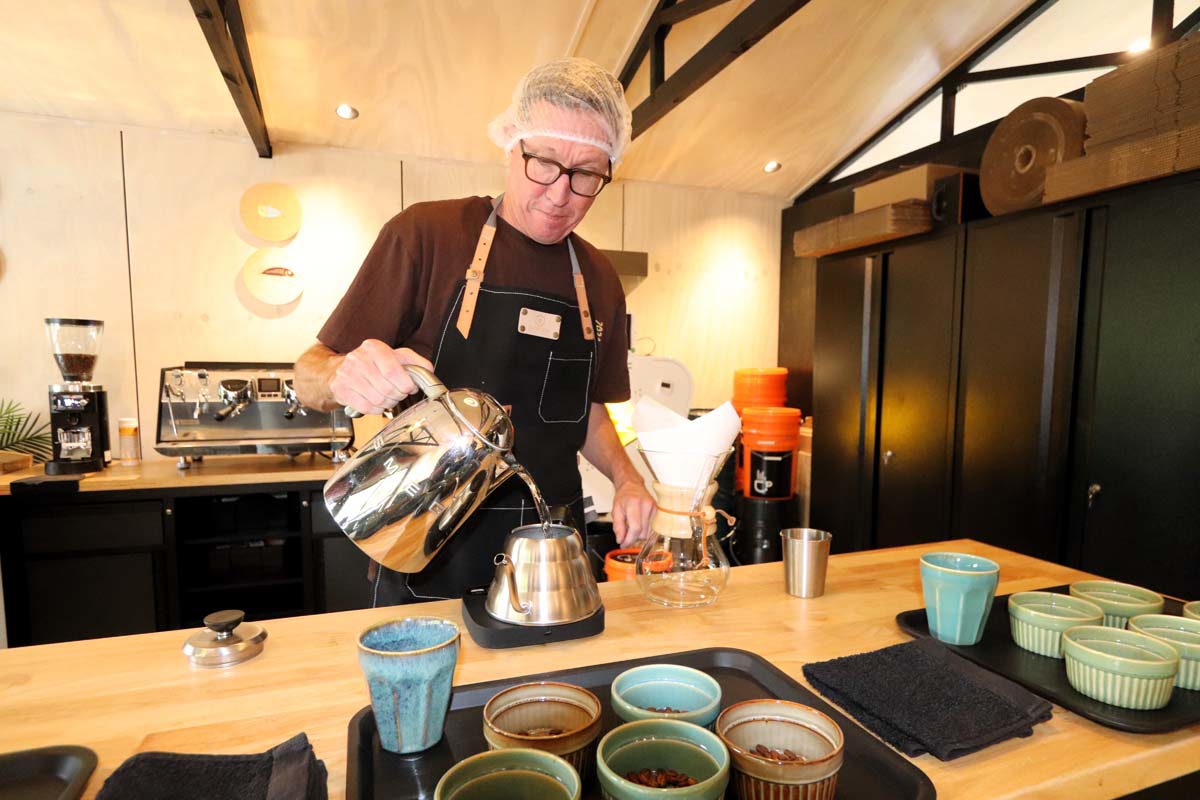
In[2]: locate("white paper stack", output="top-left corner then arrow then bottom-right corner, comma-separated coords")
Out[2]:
632,398 -> 741,488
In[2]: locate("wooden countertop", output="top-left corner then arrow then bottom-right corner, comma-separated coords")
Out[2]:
0,455 -> 336,496
1,540 -> 1195,799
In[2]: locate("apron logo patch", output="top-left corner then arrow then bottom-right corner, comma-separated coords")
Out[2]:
518,307 -> 561,340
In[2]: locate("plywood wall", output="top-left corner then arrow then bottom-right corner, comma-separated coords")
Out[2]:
1,112 -> 782,461
0,114 -> 137,455
623,181 -> 783,407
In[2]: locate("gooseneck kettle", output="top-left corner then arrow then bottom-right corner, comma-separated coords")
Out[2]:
323,365 -> 602,627
323,365 -> 516,574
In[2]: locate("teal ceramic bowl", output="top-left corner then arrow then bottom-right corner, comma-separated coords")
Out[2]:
1063,625 -> 1179,710
596,719 -> 730,800
434,747 -> 581,800
1008,591 -> 1104,658
611,664 -> 722,728
358,617 -> 460,754
920,552 -> 1000,646
1069,581 -> 1164,628
1129,614 -> 1200,691
1184,601 -> 1200,621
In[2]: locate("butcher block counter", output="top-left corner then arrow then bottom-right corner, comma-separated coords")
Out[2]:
1,540 -> 1195,799
0,454 -> 336,497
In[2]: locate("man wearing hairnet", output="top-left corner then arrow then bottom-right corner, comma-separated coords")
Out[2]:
295,58 -> 655,606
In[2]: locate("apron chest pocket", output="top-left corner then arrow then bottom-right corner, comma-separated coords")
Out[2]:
539,352 -> 592,423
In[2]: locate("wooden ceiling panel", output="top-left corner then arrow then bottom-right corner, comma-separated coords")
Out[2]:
241,0 -> 595,164
617,0 -> 1033,197
0,0 -> 1037,200
0,0 -> 241,134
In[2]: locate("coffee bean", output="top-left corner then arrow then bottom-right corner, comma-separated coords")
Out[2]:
624,767 -> 698,787
753,743 -> 802,762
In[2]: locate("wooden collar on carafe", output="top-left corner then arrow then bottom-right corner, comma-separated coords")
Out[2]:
456,194 -> 595,341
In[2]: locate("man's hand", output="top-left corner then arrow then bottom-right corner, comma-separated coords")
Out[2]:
611,478 -> 656,548
330,340 -> 433,415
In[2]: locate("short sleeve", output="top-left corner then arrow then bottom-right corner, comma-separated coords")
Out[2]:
317,212 -> 425,354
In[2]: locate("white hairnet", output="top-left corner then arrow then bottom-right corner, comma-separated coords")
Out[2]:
488,57 -> 633,165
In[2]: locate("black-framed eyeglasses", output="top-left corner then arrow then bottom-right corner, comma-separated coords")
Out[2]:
519,142 -> 611,198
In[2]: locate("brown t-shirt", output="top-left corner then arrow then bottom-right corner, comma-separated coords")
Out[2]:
318,195 -> 630,403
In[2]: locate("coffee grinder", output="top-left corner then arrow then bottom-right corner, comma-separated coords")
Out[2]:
45,318 -> 111,474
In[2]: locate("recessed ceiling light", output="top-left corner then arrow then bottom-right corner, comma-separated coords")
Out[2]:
763,160 -> 782,173
1128,38 -> 1151,53
336,103 -> 359,120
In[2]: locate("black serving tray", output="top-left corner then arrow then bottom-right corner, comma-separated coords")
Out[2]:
0,745 -> 96,800
896,585 -> 1198,734
347,647 -> 936,799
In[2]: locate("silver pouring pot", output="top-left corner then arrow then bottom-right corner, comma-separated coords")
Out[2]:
322,365 -> 515,573
486,523 -> 603,626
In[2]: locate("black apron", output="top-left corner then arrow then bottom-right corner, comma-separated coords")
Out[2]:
373,197 -> 597,606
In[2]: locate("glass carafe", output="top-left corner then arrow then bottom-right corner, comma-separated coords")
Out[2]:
634,448 -> 734,608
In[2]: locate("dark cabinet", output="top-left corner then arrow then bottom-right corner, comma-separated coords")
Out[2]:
875,231 -> 962,549
811,251 -> 878,553
1068,184 -> 1200,598
317,536 -> 375,612
810,229 -> 962,552
4,500 -> 167,645
953,211 -> 1082,560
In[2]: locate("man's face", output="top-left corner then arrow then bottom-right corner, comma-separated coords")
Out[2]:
503,129 -> 610,245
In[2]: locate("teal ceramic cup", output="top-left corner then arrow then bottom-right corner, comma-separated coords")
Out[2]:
358,616 -> 460,754
596,719 -> 730,800
920,552 -> 1000,646
434,747 -> 581,800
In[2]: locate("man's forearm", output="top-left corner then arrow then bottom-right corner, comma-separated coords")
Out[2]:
580,403 -> 641,487
294,343 -> 343,411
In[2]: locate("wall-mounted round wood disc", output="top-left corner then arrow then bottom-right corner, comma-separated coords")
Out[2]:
980,97 -> 1086,215
241,248 -> 303,305
239,183 -> 302,242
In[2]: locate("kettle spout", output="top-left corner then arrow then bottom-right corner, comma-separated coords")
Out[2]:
493,554 -> 531,615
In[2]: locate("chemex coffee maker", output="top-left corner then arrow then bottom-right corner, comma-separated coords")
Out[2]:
323,365 -> 604,648
44,318 -> 111,475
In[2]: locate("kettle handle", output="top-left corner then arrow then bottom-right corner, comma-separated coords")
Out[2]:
343,364 -> 446,418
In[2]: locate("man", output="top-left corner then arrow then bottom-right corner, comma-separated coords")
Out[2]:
295,58 -> 655,606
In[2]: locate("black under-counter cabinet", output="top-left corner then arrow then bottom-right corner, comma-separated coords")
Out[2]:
0,476 -> 374,646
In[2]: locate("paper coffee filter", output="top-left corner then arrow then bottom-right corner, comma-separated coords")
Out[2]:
633,400 -> 741,487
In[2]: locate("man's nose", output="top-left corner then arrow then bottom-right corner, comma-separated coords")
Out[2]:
546,173 -> 572,205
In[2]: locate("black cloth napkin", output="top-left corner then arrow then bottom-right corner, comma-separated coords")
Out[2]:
803,638 -> 1052,761
95,732 -> 327,800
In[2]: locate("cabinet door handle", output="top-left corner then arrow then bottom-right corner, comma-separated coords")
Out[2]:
1087,483 -> 1102,508
882,450 -> 895,465
301,499 -> 310,508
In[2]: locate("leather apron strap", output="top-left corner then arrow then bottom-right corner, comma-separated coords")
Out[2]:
455,195 -> 595,341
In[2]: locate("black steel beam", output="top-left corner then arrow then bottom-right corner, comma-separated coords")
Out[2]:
651,23 -> 668,90
962,51 -> 1135,83
618,1 -> 675,89
630,0 -> 810,139
189,0 -> 272,158
1151,0 -> 1174,46
940,85 -> 956,142
659,0 -> 735,26
1172,4 -> 1200,40
803,0 -> 1059,195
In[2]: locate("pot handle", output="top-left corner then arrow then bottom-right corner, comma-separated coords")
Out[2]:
343,364 -> 446,418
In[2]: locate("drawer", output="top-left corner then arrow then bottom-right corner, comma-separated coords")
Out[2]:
310,491 -> 340,535
22,501 -> 164,554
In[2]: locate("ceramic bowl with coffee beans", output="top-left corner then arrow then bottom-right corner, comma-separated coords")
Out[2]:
596,718 -> 730,800
610,663 -> 722,728
482,681 -> 604,778
715,699 -> 845,800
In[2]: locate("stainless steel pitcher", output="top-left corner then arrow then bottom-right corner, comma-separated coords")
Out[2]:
322,365 -> 515,573
486,523 -> 603,626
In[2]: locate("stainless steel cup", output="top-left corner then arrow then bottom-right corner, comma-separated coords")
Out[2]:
782,528 -> 832,598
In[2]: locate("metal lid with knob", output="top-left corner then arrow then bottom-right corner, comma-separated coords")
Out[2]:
182,610 -> 267,668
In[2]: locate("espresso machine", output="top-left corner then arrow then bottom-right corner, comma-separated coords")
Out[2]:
44,318 -> 111,474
